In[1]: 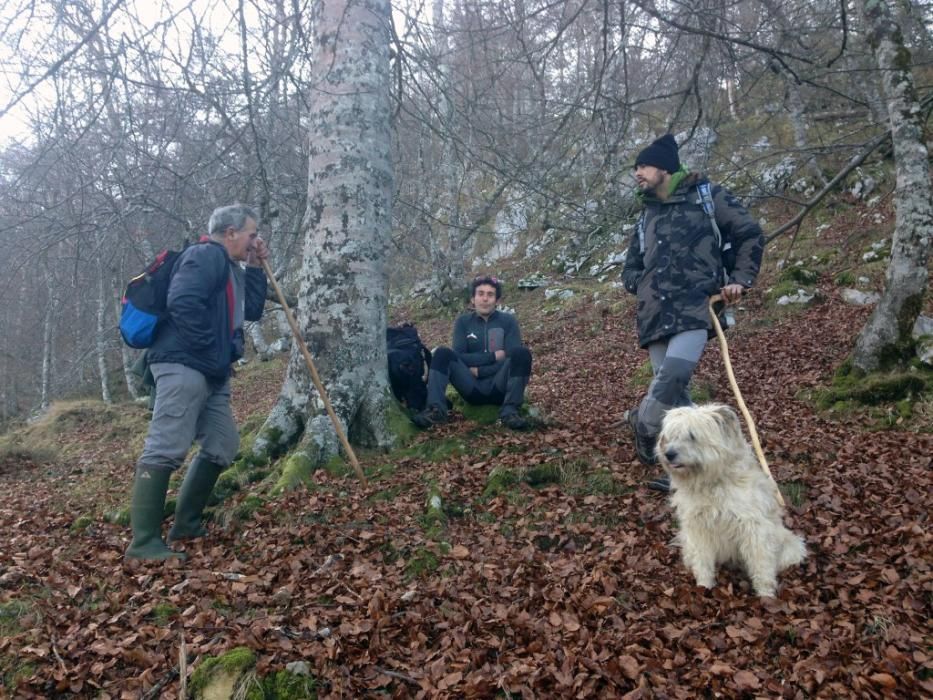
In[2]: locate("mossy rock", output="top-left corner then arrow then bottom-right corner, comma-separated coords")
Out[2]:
189,646 -> 258,700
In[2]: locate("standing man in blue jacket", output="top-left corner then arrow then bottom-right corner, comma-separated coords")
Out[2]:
414,275 -> 533,431
125,204 -> 269,560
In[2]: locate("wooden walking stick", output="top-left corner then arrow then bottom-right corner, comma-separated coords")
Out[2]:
708,294 -> 785,507
260,259 -> 367,485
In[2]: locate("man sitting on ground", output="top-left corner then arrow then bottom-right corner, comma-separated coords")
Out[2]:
414,275 -> 533,431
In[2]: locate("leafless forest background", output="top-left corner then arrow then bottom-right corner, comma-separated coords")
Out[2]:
0,0 -> 930,422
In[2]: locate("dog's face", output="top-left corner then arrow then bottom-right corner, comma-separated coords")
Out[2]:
656,404 -> 746,482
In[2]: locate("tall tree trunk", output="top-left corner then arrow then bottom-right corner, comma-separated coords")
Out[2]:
255,0 -> 395,464
96,234 -> 112,404
851,0 -> 932,372
786,79 -> 828,186
40,263 -> 55,411
114,261 -> 141,401
429,0 -> 467,301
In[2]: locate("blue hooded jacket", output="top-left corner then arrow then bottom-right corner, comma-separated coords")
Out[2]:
147,240 -> 267,381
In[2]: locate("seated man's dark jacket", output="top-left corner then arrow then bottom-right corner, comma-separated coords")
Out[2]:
148,240 -> 267,381
453,310 -> 523,379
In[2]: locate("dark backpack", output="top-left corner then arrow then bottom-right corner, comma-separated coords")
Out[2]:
120,247 -> 187,349
387,324 -> 432,411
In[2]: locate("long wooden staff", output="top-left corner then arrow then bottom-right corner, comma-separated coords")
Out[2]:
708,294 -> 784,507
260,259 -> 367,485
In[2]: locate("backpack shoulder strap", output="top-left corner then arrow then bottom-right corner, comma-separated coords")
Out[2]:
696,183 -> 721,239
636,210 -> 646,254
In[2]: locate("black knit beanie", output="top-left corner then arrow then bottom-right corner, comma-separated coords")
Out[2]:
634,134 -> 681,174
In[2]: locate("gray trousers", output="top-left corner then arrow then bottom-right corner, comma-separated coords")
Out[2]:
636,329 -> 708,438
137,362 -> 239,471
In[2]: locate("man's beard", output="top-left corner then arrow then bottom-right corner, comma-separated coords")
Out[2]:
637,181 -> 658,196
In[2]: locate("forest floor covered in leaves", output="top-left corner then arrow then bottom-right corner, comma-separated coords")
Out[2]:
1,209 -> 931,698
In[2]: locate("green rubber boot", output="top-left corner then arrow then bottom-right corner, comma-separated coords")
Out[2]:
167,456 -> 225,542
125,466 -> 185,560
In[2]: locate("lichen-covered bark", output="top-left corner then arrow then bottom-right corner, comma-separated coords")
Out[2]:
852,0 -> 932,372
257,0 -> 395,465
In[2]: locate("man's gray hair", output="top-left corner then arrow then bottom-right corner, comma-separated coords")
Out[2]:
208,204 -> 258,237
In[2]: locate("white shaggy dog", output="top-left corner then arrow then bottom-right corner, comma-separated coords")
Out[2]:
657,403 -> 806,597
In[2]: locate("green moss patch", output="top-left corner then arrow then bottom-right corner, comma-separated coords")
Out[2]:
404,546 -> 441,580
418,482 -> 447,538
523,463 -> 562,487
70,515 -> 93,533
779,265 -> 820,285
483,466 -> 521,499
384,398 -> 420,445
457,401 -> 501,425
273,453 -> 317,494
765,280 -> 813,303
629,360 -> 655,389
483,459 -> 626,500
0,600 -> 34,637
189,646 -> 258,699
257,668 -> 318,699
689,380 -> 716,404
150,602 -> 178,625
814,371 -> 928,409
103,507 -> 130,527
779,480 -> 807,508
399,436 -> 469,463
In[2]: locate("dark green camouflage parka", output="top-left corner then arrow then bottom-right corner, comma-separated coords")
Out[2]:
621,173 -> 763,348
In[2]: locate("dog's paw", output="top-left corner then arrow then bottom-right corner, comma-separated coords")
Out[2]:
751,579 -> 778,597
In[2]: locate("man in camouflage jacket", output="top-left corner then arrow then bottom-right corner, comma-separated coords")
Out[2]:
621,134 -> 764,491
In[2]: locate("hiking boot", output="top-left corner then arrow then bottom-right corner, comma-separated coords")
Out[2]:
167,456 -> 225,543
645,474 -> 671,493
412,405 -> 450,429
626,407 -> 657,465
125,466 -> 186,561
498,413 -> 530,431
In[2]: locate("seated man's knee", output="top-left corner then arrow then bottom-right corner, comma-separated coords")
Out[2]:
431,346 -> 456,373
508,346 -> 532,376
